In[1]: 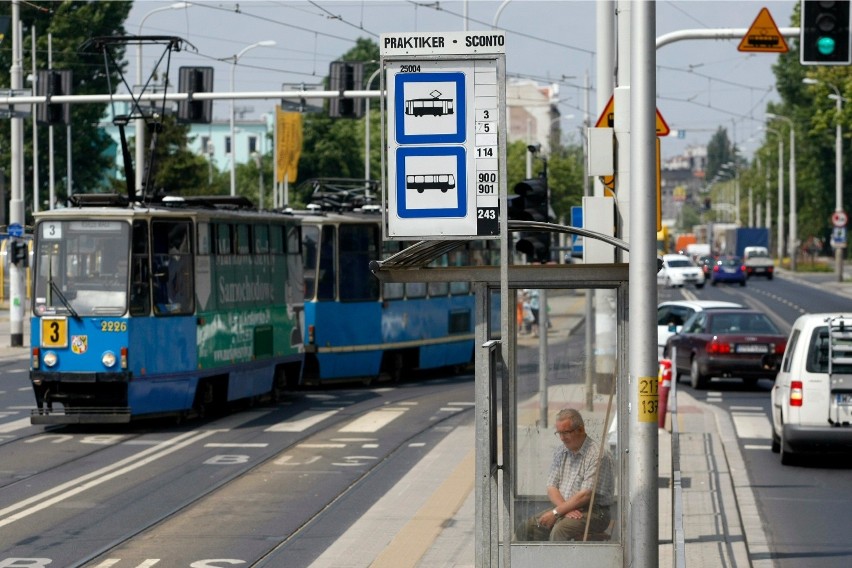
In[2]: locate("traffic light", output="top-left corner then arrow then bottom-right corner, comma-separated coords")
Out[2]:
9,239 -> 28,267
328,61 -> 364,118
178,67 -> 214,123
801,0 -> 852,65
36,69 -> 72,125
511,178 -> 552,263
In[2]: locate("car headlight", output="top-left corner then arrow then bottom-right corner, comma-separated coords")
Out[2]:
102,351 -> 117,368
43,351 -> 58,367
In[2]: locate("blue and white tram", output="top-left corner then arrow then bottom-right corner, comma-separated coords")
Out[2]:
29,194 -> 303,423
297,206 -> 490,384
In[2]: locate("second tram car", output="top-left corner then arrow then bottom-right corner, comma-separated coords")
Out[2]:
29,195 -> 303,423
295,180 -> 490,384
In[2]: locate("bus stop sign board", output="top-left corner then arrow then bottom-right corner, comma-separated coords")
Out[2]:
381,31 -> 506,239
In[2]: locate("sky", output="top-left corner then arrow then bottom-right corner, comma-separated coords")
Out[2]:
126,0 -> 798,160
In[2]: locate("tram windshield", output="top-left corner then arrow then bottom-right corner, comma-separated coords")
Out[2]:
32,220 -> 131,316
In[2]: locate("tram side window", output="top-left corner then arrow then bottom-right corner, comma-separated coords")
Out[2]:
302,225 -> 319,300
449,249 -> 470,295
317,226 -> 336,301
235,224 -> 251,255
339,224 -> 380,302
255,225 -> 270,254
130,221 -> 150,316
381,240 -> 405,300
152,220 -> 194,315
405,282 -> 427,299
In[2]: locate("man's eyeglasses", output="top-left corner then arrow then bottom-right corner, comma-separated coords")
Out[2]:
554,425 -> 581,437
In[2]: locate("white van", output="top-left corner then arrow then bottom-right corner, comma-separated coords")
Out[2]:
771,314 -> 852,465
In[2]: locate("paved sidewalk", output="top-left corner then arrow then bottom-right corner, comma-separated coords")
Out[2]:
312,383 -> 766,568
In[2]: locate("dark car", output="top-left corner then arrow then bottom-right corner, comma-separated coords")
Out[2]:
696,254 -> 716,278
710,256 -> 746,286
664,308 -> 787,389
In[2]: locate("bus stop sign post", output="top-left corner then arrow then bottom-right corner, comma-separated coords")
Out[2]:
379,31 -> 506,240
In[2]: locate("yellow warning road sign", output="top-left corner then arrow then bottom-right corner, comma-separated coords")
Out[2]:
738,7 -> 788,53
594,94 -> 670,136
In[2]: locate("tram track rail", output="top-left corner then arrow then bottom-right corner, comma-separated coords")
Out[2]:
0,376 -> 474,566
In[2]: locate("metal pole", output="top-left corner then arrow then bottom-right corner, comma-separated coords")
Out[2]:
31,26 -> 38,214
768,113 -> 798,271
365,68 -> 381,183
48,33 -> 54,210
136,3 -> 190,196
229,40 -> 276,197
9,0 -> 25,347
630,3 -> 658,568
835,87 -> 844,281
778,136 -> 784,262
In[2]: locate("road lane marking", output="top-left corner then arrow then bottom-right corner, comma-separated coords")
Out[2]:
732,413 -> 772,439
204,443 -> 268,448
0,417 -> 32,433
265,409 -> 339,432
0,429 -> 222,528
338,408 -> 407,433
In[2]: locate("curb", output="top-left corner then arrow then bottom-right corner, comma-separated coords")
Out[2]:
708,400 -> 775,568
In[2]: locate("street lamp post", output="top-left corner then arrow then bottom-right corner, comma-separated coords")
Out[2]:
765,126 -> 784,261
804,78 -> 845,281
766,112 -> 797,271
229,40 -> 276,196
364,68 -> 381,188
136,2 -> 190,195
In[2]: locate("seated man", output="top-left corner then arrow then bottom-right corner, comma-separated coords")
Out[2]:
515,408 -> 615,542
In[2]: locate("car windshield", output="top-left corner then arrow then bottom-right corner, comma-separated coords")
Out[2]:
719,257 -> 741,267
708,313 -> 780,335
33,219 -> 131,316
667,259 -> 692,268
749,250 -> 770,258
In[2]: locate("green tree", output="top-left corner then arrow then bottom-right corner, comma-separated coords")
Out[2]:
765,1 -> 850,253
291,38 -> 379,206
0,1 -> 131,220
145,116 -> 212,197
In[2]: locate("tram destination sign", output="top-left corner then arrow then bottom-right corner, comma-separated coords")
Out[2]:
381,31 -> 506,239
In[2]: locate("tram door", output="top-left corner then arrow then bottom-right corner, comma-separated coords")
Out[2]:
475,269 -> 628,567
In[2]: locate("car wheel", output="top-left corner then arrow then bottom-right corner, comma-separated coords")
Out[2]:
780,425 -> 797,466
711,279 -> 717,286
771,428 -> 780,453
743,377 -> 758,389
768,273 -> 774,280
739,279 -> 746,287
696,283 -> 704,289
690,358 -> 707,390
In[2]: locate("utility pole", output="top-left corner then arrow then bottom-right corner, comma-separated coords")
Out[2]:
9,0 -> 25,346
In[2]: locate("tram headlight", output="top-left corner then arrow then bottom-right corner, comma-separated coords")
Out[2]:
102,351 -> 117,368
43,351 -> 58,368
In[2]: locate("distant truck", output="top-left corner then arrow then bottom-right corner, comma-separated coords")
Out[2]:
675,233 -> 697,254
722,227 -> 770,258
743,245 -> 774,279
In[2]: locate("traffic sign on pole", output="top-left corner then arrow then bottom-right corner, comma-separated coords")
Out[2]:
832,210 -> 848,228
738,7 -> 789,53
381,31 -> 506,239
594,93 -> 670,136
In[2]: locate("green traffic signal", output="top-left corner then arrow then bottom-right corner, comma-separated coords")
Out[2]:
818,35 -> 837,55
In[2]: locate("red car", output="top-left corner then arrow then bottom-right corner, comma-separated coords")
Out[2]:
663,308 -> 787,389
